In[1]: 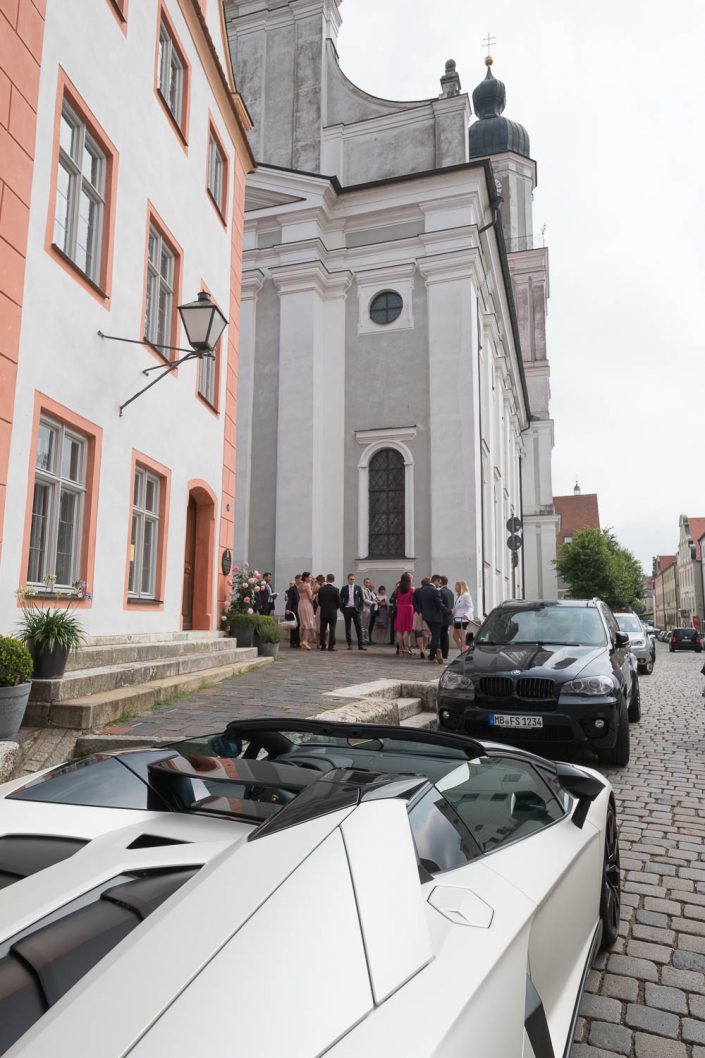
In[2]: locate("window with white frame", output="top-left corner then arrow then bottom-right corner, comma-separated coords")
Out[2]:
198,346 -> 217,406
128,467 -> 161,598
53,104 -> 106,282
158,20 -> 184,126
207,133 -> 225,213
144,225 -> 175,352
28,419 -> 87,587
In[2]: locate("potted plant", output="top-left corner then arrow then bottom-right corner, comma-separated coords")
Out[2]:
16,577 -> 87,679
0,636 -> 33,739
225,563 -> 267,648
256,616 -> 283,658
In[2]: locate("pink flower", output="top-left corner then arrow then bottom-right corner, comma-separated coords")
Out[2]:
243,597 -> 250,604
254,570 -> 261,578
244,562 -> 250,568
247,607 -> 253,614
260,582 -> 267,589
234,565 -> 240,573
248,578 -> 255,585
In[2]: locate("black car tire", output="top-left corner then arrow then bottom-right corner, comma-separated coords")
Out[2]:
628,680 -> 641,723
642,657 -> 654,676
598,703 -> 630,767
669,647 -> 674,653
599,799 -> 621,950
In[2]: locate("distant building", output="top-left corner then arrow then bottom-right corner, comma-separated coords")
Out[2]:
676,516 -> 705,628
553,484 -> 600,598
653,555 -> 678,628
641,576 -> 655,620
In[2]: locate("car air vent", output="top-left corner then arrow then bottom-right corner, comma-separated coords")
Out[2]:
126,834 -> 189,850
477,677 -> 513,699
0,836 -> 87,890
516,678 -> 555,700
0,867 -> 198,1056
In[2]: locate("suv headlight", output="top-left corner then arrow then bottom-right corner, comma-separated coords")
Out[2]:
632,639 -> 645,648
440,671 -> 474,694
562,676 -> 617,696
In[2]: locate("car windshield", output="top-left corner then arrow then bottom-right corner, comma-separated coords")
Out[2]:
477,605 -> 607,647
615,614 -> 643,634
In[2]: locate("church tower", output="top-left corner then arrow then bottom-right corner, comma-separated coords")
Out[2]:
469,58 -> 558,599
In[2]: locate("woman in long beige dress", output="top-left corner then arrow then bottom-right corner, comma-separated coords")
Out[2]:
297,572 -> 316,649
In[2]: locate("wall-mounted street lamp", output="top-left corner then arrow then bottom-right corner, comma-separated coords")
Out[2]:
98,291 -> 228,416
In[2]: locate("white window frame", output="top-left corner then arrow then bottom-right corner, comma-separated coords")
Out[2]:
28,417 -> 87,589
128,467 -> 161,599
198,347 -> 217,407
357,264 -> 415,337
53,102 -> 105,283
356,428 -> 416,562
158,21 -> 184,126
144,224 -> 175,353
207,133 -> 225,213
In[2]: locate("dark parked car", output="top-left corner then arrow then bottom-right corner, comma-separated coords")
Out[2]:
437,598 -> 640,767
669,627 -> 702,652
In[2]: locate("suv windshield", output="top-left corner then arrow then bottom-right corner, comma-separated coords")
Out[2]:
615,614 -> 643,634
477,605 -> 607,647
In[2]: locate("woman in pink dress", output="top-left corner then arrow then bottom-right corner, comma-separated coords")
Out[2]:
297,572 -> 316,650
394,571 -> 415,656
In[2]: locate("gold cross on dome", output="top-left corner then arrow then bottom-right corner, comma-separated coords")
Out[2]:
483,33 -> 496,61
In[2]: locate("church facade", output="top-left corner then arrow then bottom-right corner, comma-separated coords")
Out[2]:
225,0 -> 557,613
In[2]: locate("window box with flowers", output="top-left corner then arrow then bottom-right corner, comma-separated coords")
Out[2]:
16,576 -> 89,679
224,563 -> 268,648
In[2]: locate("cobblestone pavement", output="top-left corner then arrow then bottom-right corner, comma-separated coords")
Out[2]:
104,641 -> 445,738
26,640 -> 705,1054
570,643 -> 705,1058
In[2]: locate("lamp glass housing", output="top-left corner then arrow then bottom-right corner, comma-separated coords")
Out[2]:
179,291 -> 227,352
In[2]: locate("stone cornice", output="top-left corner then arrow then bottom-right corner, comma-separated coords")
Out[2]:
417,249 -> 481,285
241,270 -> 266,299
355,426 -> 417,445
270,260 -> 352,298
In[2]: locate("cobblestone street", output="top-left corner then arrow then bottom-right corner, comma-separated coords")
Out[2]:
571,643 -> 705,1058
103,639 -> 705,1055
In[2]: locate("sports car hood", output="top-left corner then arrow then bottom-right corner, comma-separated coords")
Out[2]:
453,642 -> 606,680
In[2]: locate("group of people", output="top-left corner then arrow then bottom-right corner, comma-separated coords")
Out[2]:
280,570 -> 474,660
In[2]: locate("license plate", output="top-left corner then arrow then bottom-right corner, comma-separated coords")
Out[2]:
490,714 -> 544,730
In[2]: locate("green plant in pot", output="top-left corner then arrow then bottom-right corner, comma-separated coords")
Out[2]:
16,577 -> 87,680
0,636 -> 33,740
225,563 -> 267,648
256,616 -> 283,658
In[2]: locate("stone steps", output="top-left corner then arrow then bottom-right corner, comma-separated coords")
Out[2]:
29,645 -> 256,704
24,656 -> 272,731
396,696 -> 423,720
400,710 -> 437,731
64,635 -> 235,672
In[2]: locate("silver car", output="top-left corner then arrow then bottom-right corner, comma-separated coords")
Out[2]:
615,612 -> 656,675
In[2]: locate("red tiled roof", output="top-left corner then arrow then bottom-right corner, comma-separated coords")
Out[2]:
689,518 -> 705,561
656,555 -> 677,574
553,494 -> 600,548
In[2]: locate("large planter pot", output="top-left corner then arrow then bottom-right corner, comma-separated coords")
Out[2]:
28,642 -> 69,679
0,682 -> 32,739
257,642 -> 280,659
229,623 -> 255,648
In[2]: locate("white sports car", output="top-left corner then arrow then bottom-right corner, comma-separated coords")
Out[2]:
0,719 -> 620,1058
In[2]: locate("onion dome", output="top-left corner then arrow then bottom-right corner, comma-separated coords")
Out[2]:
469,57 -> 530,159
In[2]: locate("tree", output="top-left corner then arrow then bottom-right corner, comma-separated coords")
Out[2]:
555,528 -> 644,611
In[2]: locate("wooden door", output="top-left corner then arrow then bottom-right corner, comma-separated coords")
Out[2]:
181,497 -> 197,630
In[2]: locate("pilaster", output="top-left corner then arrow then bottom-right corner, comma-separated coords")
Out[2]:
233,270 -> 265,562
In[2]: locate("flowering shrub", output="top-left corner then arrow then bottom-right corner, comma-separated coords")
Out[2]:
15,575 -> 88,653
227,562 -> 267,617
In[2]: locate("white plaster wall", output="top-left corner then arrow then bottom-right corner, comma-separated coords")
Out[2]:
0,0 -> 239,634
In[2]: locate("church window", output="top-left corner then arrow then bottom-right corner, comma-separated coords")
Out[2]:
369,290 -> 403,326
368,448 -> 405,558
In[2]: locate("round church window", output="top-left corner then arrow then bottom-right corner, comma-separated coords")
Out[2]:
369,290 -> 403,325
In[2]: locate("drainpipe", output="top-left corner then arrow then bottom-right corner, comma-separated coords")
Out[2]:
477,299 -> 486,619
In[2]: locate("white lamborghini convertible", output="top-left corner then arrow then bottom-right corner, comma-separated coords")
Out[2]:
0,719 -> 620,1058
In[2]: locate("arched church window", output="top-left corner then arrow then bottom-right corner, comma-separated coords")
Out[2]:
369,290 -> 403,325
368,448 -> 405,558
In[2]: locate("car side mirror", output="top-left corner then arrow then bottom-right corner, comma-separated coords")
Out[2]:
554,762 -> 606,829
615,631 -> 630,648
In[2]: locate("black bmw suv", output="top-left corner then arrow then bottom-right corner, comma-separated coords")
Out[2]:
437,599 -> 640,767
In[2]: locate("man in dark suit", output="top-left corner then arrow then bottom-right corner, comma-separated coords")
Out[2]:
339,573 -> 366,650
417,575 -> 451,663
285,575 -> 301,648
255,572 -> 277,616
439,575 -> 455,660
317,574 -> 340,651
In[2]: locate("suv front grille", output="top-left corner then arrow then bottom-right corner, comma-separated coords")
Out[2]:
477,677 -> 513,699
516,678 -> 556,701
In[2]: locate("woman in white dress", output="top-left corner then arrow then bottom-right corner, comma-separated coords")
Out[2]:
452,580 -> 474,653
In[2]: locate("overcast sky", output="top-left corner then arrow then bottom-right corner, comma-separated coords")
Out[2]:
336,0 -> 705,571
